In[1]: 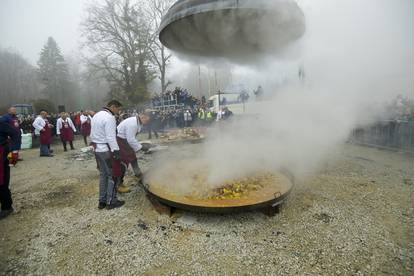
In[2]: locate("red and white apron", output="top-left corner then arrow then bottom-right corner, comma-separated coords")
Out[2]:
116,137 -> 137,166
60,120 -> 74,142
40,119 -> 53,145
81,120 -> 91,137
91,142 -> 122,178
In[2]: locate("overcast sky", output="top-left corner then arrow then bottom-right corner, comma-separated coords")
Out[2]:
0,0 -> 87,64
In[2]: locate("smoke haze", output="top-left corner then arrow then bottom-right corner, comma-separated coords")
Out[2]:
148,0 -> 414,193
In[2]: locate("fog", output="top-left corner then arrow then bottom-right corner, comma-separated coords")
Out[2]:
147,0 -> 414,194
0,0 -> 86,64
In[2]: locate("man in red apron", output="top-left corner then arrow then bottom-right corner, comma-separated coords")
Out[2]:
90,100 -> 124,210
80,111 -> 92,146
56,113 -> 77,151
0,117 -> 20,220
32,110 -> 54,157
114,114 -> 150,193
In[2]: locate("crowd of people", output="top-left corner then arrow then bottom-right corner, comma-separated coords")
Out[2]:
0,90 -> 237,219
151,87 -> 204,108
15,111 -> 96,136
148,86 -> 237,135
0,102 -> 144,217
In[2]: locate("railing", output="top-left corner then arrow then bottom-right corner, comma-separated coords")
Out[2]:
350,120 -> 414,153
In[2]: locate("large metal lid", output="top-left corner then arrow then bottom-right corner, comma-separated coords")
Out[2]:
159,0 -> 306,60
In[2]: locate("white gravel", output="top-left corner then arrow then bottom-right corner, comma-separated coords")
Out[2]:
0,139 -> 413,275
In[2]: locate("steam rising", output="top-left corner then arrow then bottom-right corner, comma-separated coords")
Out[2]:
148,0 -> 414,194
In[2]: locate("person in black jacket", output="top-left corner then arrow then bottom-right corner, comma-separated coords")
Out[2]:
0,116 -> 20,220
2,107 -> 22,150
147,111 -> 159,139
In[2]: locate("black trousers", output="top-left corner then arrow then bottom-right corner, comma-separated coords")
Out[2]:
0,145 -> 13,211
148,125 -> 159,139
83,135 -> 88,146
62,141 -> 74,151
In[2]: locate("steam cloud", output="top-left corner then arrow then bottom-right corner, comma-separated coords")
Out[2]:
148,0 -> 414,194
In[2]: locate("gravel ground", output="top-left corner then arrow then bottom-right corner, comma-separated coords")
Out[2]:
0,137 -> 413,275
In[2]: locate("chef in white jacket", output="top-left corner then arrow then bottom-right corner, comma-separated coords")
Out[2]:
56,113 -> 77,151
32,110 -> 54,157
115,114 -> 150,193
90,100 -> 123,210
80,111 -> 92,146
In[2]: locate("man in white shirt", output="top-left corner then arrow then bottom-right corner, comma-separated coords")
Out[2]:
216,107 -> 224,121
32,110 -> 54,157
183,110 -> 193,127
90,100 -> 123,210
115,114 -> 150,193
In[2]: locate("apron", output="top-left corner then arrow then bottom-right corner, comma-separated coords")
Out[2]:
91,142 -> 122,178
81,121 -> 91,136
40,119 -> 53,145
7,116 -> 20,146
0,144 -> 7,186
111,156 -> 122,178
10,116 -> 20,133
60,120 -> 74,142
116,137 -> 137,166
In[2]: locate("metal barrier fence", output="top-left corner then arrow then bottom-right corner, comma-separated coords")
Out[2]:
350,121 -> 414,152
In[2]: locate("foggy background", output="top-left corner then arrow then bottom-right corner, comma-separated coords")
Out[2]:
0,0 -> 86,64
1,0 -> 413,104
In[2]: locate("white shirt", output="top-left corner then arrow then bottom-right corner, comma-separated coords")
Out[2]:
184,111 -> 192,121
56,117 -> 77,135
90,109 -> 119,152
216,111 -> 224,121
80,114 -> 92,124
117,117 -> 142,152
32,116 -> 46,135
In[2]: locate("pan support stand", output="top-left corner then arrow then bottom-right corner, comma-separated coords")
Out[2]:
146,194 -> 176,217
261,203 -> 282,217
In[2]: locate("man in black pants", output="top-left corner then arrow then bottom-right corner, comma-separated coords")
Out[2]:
0,117 -> 20,220
147,110 -> 159,139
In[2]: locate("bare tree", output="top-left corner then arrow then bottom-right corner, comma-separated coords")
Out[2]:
146,0 -> 174,94
81,0 -> 156,105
